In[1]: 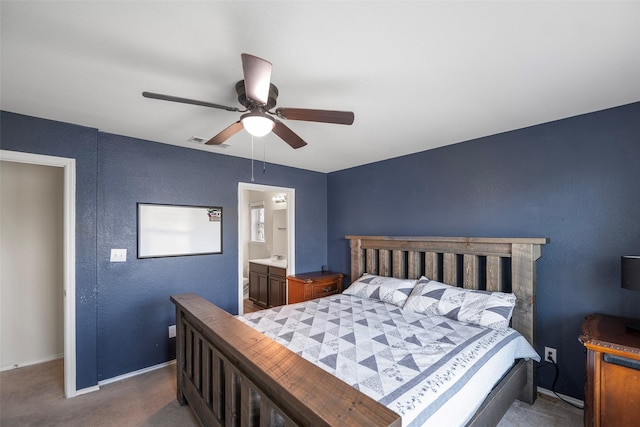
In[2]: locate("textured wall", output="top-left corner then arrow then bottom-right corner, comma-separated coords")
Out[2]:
327,102 -> 640,400
1,111 -> 328,386
0,111 -> 99,389
96,132 -> 328,380
5,102 -> 638,398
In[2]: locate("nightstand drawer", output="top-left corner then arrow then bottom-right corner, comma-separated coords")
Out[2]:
311,281 -> 340,298
287,271 -> 344,304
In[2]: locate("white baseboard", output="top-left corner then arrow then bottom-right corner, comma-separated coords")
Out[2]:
74,384 -> 100,396
98,359 -> 176,386
537,386 -> 584,409
0,353 -> 64,372
0,354 -> 176,398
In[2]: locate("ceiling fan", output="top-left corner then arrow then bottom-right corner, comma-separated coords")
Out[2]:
142,54 -> 354,149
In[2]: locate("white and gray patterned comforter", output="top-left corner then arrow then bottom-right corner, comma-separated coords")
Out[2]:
238,294 -> 539,426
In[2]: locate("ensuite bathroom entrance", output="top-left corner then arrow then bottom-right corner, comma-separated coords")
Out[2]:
237,183 -> 295,315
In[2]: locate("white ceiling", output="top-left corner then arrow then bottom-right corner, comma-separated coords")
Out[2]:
2,1 -> 639,173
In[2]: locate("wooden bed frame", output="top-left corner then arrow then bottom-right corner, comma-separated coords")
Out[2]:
171,235 -> 548,426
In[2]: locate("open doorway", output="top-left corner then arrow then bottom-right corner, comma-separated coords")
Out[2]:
237,183 -> 295,314
0,150 -> 77,398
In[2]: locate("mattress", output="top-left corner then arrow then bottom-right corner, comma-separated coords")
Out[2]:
239,294 -> 540,426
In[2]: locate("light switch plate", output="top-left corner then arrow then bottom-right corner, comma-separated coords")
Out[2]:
110,249 -> 127,262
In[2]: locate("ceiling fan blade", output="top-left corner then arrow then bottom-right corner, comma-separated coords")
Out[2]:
272,121 -> 308,149
206,121 -> 244,145
142,92 -> 240,112
275,107 -> 354,125
241,53 -> 272,105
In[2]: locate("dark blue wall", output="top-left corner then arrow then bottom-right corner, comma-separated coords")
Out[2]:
327,102 -> 640,400
0,112 -> 99,390
1,111 -> 327,386
4,102 -> 639,399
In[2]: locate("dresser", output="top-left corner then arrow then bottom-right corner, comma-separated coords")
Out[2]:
287,271 -> 344,304
579,313 -> 640,427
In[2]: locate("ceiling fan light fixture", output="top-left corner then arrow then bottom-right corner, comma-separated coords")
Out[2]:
241,112 -> 275,137
143,54 -> 353,149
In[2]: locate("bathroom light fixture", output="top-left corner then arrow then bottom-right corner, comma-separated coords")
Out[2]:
272,194 -> 287,203
241,112 -> 275,137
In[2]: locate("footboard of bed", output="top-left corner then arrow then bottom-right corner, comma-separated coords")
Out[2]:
171,293 -> 401,427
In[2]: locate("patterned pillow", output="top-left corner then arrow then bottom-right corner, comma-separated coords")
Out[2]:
343,273 -> 417,307
437,287 -> 517,331
402,276 -> 452,315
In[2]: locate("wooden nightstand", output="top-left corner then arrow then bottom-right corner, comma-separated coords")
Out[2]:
579,313 -> 640,427
287,271 -> 344,304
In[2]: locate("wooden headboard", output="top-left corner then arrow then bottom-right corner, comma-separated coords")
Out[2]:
171,235 -> 548,426
346,235 -> 549,402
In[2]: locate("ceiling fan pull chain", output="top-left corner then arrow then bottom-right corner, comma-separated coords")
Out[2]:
251,135 -> 255,182
263,138 -> 266,174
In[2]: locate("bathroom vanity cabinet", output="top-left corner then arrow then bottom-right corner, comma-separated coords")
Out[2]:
248,262 -> 286,308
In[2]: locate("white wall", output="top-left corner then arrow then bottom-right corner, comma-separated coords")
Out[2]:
272,209 -> 287,257
242,190 -> 288,277
0,161 -> 64,369
247,190 -> 271,262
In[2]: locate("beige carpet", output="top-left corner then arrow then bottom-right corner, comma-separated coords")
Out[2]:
1,359 -> 583,426
498,393 -> 583,427
1,359 -> 199,426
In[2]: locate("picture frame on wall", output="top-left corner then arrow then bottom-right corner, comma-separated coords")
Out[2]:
137,203 -> 222,258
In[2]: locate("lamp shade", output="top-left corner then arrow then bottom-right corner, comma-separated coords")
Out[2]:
621,256 -> 640,291
241,112 -> 275,137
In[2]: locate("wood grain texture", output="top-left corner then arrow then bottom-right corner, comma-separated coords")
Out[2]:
580,314 -> 640,427
365,248 -> 377,276
464,254 -> 480,290
443,252 -> 458,285
287,272 -> 344,304
487,255 -> 503,292
350,238 -> 364,283
172,293 -> 401,426
510,243 -> 538,404
346,235 -> 548,408
379,249 -> 391,277
407,251 -> 421,280
424,252 -> 440,281
392,250 -> 405,278
172,235 -> 548,426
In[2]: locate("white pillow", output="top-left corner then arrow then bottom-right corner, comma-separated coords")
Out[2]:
437,287 -> 517,331
402,276 -> 451,316
402,276 -> 517,331
343,273 -> 417,307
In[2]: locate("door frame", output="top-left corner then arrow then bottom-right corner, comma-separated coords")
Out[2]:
0,150 -> 77,398
237,182 -> 295,314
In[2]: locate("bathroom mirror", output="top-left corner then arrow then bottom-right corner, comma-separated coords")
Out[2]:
272,209 -> 287,258
137,203 -> 222,258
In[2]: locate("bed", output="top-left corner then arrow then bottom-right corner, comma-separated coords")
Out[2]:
171,235 -> 548,426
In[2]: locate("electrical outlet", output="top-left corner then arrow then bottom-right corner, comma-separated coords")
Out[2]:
545,346 -> 557,364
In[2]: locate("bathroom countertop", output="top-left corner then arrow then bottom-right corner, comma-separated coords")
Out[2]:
249,258 -> 287,269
